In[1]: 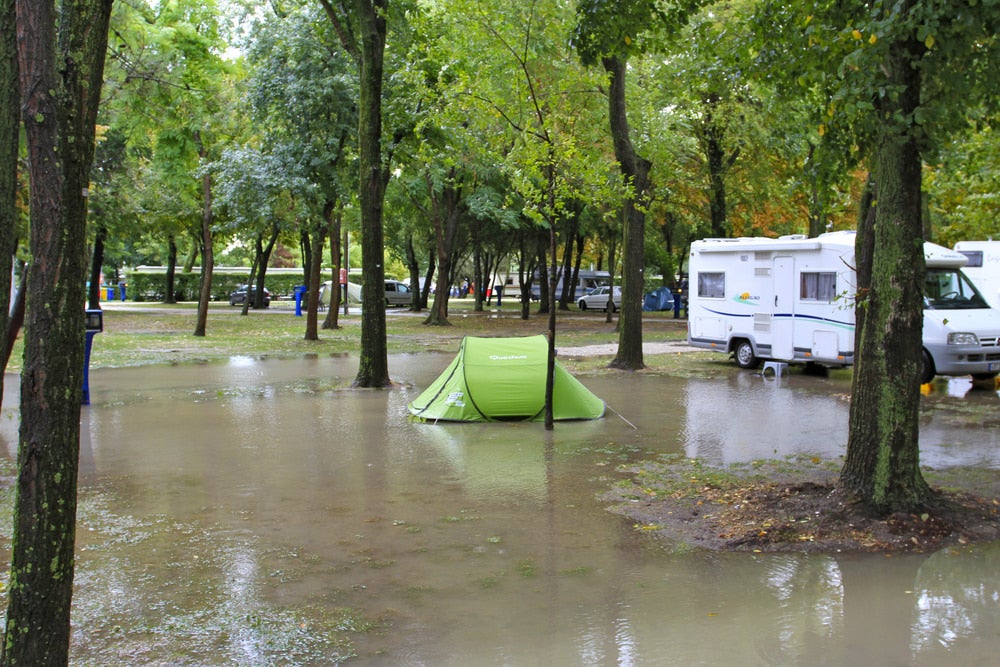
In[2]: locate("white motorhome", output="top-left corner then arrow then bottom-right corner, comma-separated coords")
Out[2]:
954,241 -> 1000,310
528,269 -> 611,302
686,230 -> 1000,383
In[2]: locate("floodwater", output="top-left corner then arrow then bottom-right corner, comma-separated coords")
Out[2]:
1,356 -> 999,665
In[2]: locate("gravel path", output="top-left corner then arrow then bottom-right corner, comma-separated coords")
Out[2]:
557,340 -> 703,357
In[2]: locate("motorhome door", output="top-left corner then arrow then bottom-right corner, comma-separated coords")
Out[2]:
772,256 -> 795,360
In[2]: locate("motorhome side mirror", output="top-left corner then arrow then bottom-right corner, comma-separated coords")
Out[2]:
85,309 -> 103,332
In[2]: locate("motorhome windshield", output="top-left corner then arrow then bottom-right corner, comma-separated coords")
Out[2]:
924,268 -> 990,310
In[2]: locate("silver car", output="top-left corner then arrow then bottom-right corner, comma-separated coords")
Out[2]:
384,280 -> 412,307
577,285 -> 621,312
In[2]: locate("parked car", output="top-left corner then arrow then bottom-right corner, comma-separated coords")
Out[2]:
577,285 -> 621,312
229,285 -> 271,308
384,280 -> 413,307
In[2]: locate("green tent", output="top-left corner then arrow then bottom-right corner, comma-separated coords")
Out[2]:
407,335 -> 606,422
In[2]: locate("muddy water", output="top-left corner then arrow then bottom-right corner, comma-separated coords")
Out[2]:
1,356 -> 999,665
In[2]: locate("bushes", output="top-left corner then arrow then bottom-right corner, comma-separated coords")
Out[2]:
125,270 -> 308,302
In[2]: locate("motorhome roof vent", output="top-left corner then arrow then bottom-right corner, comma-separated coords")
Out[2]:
778,234 -> 807,240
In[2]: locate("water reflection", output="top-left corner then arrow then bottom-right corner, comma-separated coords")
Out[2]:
682,372 -> 848,463
911,542 -> 1000,660
679,369 -> 1000,469
0,359 -> 997,665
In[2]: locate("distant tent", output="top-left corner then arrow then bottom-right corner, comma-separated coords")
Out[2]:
642,286 -> 675,311
407,335 -> 606,422
318,280 -> 362,308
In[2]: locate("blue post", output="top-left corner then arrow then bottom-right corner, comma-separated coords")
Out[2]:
673,290 -> 682,319
83,309 -> 103,405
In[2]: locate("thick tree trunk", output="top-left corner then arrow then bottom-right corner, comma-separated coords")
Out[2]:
840,24 -> 932,515
603,56 -> 648,371
352,0 -> 391,388
0,0 -> 17,403
4,0 -> 113,663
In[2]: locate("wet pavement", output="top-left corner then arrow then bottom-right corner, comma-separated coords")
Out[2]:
0,356 -> 998,665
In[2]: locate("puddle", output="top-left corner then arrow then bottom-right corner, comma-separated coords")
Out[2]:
0,357 -> 997,664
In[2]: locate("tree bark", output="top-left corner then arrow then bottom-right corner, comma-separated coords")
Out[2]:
0,0 -> 17,401
702,94 -> 730,238
424,171 -> 461,326
603,56 -> 648,371
88,224 -> 107,310
253,227 -> 278,309
840,22 -> 932,515
322,199 -> 343,330
304,222 -> 326,341
4,0 -> 113,663
164,235 -> 177,303
194,135 -> 213,337
352,0 -> 391,388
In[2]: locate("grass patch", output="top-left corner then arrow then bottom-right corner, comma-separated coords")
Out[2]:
6,300 -> 695,372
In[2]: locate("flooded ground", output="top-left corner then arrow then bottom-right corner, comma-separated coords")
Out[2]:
1,355 -> 999,665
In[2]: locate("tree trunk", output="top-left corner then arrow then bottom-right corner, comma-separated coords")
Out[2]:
165,235 -> 178,303
536,248 -> 550,315
194,139 -> 214,337
87,224 -> 106,310
603,56 -> 648,371
702,94 -> 729,239
424,171 -> 461,326
323,200 -> 342,330
0,0 -> 15,407
516,231 -> 536,321
0,263 -> 25,410
304,225 -> 326,341
558,217 -> 577,310
544,212 -> 558,430
404,233 -> 421,311
253,226 -> 278,309
4,0 -> 113,663
421,251 -> 435,311
352,0 -> 391,388
241,247 -> 260,317
840,23 -> 932,515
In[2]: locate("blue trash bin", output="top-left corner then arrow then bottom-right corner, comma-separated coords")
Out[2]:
294,285 -> 308,316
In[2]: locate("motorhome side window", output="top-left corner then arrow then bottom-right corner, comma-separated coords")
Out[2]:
800,272 -> 836,302
698,272 -> 725,299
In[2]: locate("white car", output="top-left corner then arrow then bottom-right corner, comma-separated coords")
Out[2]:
577,285 -> 621,312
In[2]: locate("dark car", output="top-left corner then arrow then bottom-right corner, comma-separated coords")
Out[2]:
229,284 -> 271,308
